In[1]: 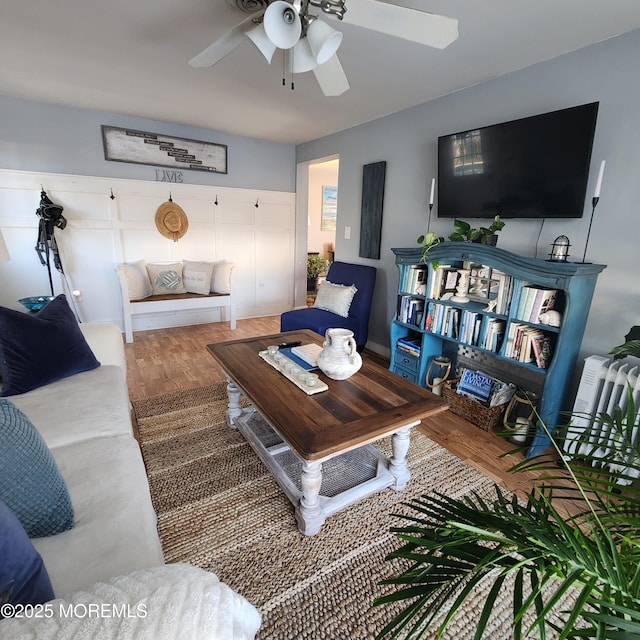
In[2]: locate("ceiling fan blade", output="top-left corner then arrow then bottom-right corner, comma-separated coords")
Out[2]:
189,12 -> 265,68
313,54 -> 349,96
340,0 -> 458,49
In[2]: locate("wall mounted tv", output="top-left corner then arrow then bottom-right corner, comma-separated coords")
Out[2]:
437,102 -> 599,219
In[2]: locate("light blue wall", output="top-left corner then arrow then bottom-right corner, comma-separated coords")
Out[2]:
0,96 -> 296,192
297,28 -> 640,360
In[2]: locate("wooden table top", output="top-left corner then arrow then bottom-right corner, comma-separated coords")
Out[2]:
207,330 -> 448,461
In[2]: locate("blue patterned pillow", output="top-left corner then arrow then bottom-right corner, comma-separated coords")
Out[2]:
0,399 -> 74,538
0,294 -> 100,396
0,499 -> 54,611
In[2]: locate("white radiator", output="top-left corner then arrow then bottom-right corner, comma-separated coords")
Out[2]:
564,355 -> 640,484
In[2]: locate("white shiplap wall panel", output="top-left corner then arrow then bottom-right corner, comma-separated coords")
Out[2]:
0,169 -> 295,332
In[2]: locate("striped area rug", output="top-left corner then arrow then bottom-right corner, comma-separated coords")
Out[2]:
132,383 -> 513,640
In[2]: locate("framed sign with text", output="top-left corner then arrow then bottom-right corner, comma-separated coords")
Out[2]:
101,126 -> 227,174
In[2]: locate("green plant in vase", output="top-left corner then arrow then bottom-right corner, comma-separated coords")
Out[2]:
306,254 -> 329,292
448,215 -> 505,245
416,231 -> 443,267
374,329 -> 640,639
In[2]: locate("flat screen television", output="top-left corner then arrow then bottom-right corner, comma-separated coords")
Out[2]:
437,102 -> 599,219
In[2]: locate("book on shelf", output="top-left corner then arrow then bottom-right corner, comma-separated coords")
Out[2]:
428,264 -> 458,300
528,287 -> 557,323
402,265 -> 428,295
530,334 -> 553,368
515,285 -> 559,324
482,317 -> 505,352
491,270 -> 513,315
516,285 -> 538,321
397,295 -> 424,326
397,336 -> 421,357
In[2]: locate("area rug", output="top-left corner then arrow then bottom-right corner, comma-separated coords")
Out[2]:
133,383 -> 512,640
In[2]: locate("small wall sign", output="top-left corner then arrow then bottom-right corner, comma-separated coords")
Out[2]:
102,126 -> 227,174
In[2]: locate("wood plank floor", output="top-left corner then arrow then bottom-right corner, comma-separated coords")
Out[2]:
124,318 -> 544,498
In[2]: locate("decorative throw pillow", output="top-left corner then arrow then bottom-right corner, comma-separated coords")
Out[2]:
0,294 -> 100,397
0,399 -> 74,538
313,281 -> 358,318
211,261 -> 235,294
0,499 -> 54,611
117,260 -> 153,300
146,262 -> 187,295
183,260 -> 215,295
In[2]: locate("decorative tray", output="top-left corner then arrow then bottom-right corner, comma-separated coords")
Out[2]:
259,350 -> 328,395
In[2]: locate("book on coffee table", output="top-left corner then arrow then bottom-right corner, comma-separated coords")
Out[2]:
280,344 -> 321,370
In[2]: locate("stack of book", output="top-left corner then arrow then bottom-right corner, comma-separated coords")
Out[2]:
504,323 -> 553,368
397,295 -> 425,326
397,336 -> 421,357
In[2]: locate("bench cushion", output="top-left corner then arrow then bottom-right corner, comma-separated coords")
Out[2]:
146,262 -> 186,295
183,260 -> 215,295
116,260 -> 153,300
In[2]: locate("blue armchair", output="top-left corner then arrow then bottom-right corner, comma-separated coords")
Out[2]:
280,261 -> 377,349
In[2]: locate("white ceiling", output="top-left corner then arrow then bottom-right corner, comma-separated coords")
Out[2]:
2,0 -> 640,145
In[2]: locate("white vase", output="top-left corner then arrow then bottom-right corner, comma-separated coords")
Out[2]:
317,328 -> 362,380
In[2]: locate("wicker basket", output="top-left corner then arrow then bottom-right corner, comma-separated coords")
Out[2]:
442,379 -> 506,432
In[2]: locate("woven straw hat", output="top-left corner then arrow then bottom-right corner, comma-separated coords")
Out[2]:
155,200 -> 188,241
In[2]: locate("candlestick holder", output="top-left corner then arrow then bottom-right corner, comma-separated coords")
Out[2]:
450,269 -> 471,303
581,196 -> 599,263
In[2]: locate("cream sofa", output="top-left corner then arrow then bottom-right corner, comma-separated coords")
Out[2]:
1,319 -> 261,639
9,322 -> 164,597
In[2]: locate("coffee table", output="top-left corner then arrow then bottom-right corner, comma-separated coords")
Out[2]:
207,330 -> 448,535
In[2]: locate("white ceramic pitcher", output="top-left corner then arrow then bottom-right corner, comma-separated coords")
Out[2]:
317,328 -> 362,380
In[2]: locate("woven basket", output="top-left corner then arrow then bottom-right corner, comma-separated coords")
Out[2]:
442,379 -> 506,432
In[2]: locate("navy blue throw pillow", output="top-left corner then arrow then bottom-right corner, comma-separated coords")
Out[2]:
0,294 -> 100,396
0,499 -> 55,614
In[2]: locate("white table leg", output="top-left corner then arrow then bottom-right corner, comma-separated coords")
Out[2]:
295,460 -> 325,536
389,426 -> 411,490
224,375 -> 242,428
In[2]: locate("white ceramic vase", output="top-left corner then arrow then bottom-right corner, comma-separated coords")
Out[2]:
317,328 -> 362,380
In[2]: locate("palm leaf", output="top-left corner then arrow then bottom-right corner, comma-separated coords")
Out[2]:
375,389 -> 640,639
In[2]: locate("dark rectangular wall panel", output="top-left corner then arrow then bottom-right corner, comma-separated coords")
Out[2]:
359,161 -> 386,259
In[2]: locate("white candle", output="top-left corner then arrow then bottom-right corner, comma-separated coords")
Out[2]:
432,377 -> 443,396
429,178 -> 435,206
594,160 -> 605,198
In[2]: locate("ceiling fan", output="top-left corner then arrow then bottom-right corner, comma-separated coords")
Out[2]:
189,0 -> 458,97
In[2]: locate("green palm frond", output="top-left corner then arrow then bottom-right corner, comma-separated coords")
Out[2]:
375,387 -> 640,639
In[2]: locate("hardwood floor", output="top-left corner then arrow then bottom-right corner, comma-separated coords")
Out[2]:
124,318 -> 543,497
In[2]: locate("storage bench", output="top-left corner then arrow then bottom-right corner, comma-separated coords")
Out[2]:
116,260 -> 236,343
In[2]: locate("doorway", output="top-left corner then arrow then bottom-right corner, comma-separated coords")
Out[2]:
306,159 -> 338,304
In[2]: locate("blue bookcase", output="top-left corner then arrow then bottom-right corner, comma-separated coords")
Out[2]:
390,243 -> 606,458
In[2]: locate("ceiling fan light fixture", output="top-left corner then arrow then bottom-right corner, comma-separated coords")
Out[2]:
246,22 -> 277,62
263,1 -> 302,49
306,18 -> 343,65
289,38 -> 317,73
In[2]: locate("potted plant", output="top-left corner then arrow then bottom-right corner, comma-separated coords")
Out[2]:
609,325 -> 640,360
448,215 -> 505,245
374,329 -> 640,638
307,254 -> 329,292
416,231 -> 444,266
